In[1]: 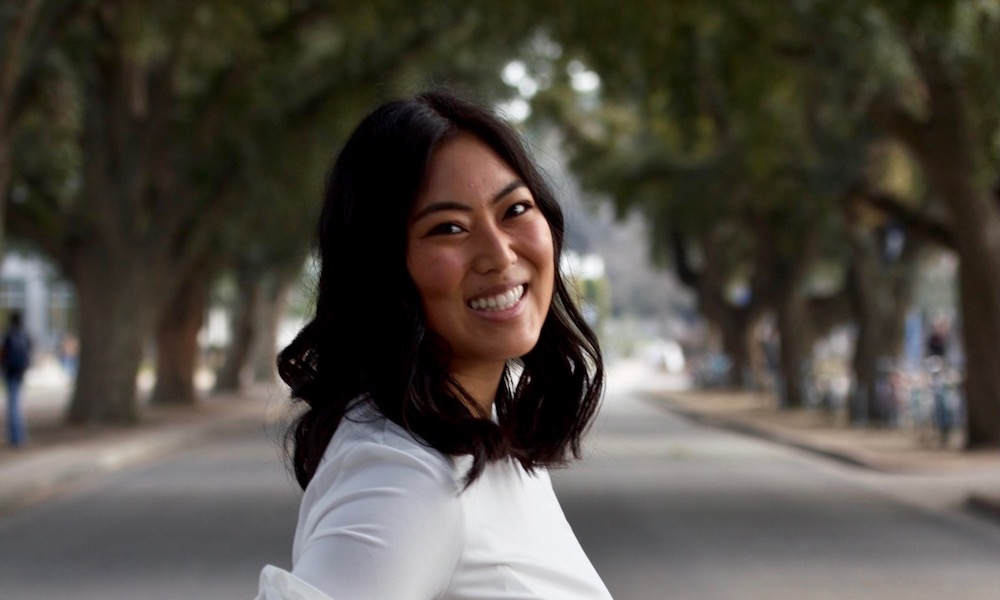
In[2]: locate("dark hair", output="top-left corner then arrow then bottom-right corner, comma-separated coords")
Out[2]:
278,88 -> 603,489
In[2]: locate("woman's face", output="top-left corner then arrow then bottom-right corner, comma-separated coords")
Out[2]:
406,133 -> 555,375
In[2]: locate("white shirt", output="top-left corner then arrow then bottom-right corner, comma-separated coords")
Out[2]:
256,401 -> 613,600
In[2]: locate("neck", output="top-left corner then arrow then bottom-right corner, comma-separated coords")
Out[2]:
449,360 -> 507,416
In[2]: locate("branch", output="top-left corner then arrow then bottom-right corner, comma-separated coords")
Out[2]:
807,288 -> 853,338
847,185 -> 956,250
6,172 -> 72,267
866,94 -> 932,158
8,0 -> 90,126
193,2 -> 331,133
670,229 -> 699,288
260,2 -> 328,44
0,0 -> 44,116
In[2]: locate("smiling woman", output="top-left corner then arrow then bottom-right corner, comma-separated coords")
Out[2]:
255,89 -> 611,600
407,133 -> 555,412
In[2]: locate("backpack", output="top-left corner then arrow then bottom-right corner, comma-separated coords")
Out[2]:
3,330 -> 31,374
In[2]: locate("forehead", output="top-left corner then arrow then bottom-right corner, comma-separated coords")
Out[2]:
415,133 -> 523,206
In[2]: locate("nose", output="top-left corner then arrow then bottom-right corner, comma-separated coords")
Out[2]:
472,222 -> 517,274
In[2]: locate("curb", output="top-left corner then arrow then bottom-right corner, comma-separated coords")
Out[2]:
644,392 -> 1000,525
644,393 -> 888,471
967,495 -> 1000,523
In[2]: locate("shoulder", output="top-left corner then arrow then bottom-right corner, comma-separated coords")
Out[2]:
314,400 -> 457,489
291,402 -> 466,598
296,398 -> 464,544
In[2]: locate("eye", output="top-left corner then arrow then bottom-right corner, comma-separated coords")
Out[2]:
505,201 -> 534,219
426,222 -> 465,236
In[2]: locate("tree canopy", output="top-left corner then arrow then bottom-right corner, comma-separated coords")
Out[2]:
525,0 -> 999,444
3,0 -> 998,447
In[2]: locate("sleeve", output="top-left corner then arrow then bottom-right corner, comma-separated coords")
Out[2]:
291,440 -> 464,600
255,565 -> 334,600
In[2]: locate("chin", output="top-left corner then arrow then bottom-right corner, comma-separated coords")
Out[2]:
502,338 -> 543,361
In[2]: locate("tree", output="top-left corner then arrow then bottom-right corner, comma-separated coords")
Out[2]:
0,1 -> 83,260
10,1 -> 392,420
153,1 -> 547,400
91,0 -> 547,410
150,254 -> 216,406
778,0 -> 1000,445
531,1 -> 870,406
527,1 -> 1000,439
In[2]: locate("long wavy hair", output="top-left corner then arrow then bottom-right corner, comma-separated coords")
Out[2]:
279,88 -> 603,489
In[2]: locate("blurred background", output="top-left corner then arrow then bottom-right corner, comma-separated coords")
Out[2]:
4,0 -> 998,447
1,1 -> 999,599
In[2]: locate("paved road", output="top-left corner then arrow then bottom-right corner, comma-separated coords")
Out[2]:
1,376 -> 999,599
0,422 -> 299,599
556,387 -> 1000,600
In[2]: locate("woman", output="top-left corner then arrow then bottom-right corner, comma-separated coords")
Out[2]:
256,89 -> 612,599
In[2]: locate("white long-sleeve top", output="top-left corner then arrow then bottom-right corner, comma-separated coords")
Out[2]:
256,400 -> 613,600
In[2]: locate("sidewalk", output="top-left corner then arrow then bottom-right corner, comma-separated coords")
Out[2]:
644,387 -> 1000,521
0,368 -> 289,516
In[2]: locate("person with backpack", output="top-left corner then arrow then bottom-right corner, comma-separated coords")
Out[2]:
2,312 -> 32,447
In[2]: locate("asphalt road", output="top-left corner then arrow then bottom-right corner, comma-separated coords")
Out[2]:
556,388 -> 1000,600
0,422 -> 299,599
1,381 -> 999,599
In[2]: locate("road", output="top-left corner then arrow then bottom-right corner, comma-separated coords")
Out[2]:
1,371 -> 999,599
556,374 -> 1000,599
0,421 -> 299,599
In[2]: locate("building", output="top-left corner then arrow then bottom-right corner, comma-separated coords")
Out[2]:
0,251 -> 75,355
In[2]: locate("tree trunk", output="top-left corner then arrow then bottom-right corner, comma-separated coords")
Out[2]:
150,265 -> 211,406
674,229 -> 763,390
912,70 -> 1000,446
717,309 -> 754,389
750,212 -> 819,408
68,259 -> 156,424
0,138 -> 9,258
213,269 -> 261,393
64,46 -> 176,424
849,290 -> 877,427
846,229 -> 880,425
845,220 -> 923,425
249,278 -> 290,383
954,230 -> 1000,447
872,46 -> 1000,447
775,287 -> 809,409
915,114 -> 1000,446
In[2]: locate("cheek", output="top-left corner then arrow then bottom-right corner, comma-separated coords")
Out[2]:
407,247 -> 465,305
528,223 -> 556,287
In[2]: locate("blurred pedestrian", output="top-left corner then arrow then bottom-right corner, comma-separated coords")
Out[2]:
255,89 -> 611,599
924,317 -> 956,446
925,318 -> 950,359
1,312 -> 32,448
57,332 -> 79,378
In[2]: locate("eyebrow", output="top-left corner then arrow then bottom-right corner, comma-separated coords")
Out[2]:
410,179 -> 527,224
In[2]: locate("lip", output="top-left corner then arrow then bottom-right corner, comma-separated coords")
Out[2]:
466,283 -> 529,321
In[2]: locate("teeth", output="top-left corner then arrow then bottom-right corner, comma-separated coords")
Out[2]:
469,285 -> 524,312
